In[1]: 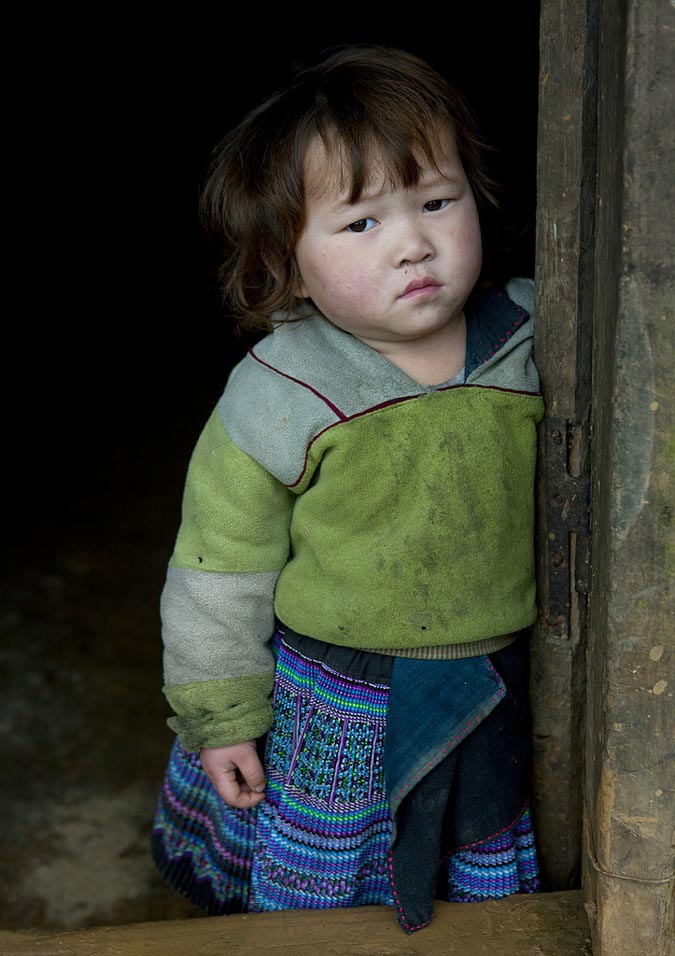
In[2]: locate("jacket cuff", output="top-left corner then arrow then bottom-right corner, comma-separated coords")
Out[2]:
163,672 -> 274,751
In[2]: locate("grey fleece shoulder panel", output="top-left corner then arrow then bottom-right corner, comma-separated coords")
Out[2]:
218,314 -> 422,485
505,276 -> 535,317
467,279 -> 540,393
253,313 -> 425,411
218,349 -> 342,487
465,320 -> 540,392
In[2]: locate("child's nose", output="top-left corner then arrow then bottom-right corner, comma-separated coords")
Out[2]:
394,220 -> 434,266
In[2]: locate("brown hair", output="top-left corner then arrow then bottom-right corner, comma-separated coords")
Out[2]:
200,45 -> 498,332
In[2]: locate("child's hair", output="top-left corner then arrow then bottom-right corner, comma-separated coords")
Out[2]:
200,45 -> 499,332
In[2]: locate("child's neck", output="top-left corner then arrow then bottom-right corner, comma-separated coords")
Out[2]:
367,312 -> 467,387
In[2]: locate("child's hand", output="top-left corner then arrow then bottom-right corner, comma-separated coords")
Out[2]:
200,740 -> 267,808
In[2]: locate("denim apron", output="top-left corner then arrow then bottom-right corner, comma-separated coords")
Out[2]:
384,635 -> 532,931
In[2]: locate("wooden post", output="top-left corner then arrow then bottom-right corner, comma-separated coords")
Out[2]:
584,1 -> 675,953
532,0 -> 598,889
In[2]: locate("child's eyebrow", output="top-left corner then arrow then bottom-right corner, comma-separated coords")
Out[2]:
328,171 -> 465,210
415,171 -> 465,191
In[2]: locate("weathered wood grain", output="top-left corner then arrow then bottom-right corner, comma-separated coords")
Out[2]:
532,0 -> 598,889
0,891 -> 590,956
585,0 -> 675,954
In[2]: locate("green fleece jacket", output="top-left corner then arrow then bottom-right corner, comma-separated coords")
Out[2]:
161,278 -> 544,750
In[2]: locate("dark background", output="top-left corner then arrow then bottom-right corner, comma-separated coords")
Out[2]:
3,7 -> 541,929
20,8 -> 541,534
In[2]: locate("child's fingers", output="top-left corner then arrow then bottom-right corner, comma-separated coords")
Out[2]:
235,747 -> 267,795
217,769 -> 266,808
200,742 -> 267,808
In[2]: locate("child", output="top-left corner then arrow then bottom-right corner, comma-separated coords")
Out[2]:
152,44 -> 543,934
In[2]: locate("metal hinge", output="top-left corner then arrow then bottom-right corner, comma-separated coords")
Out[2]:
544,418 -> 592,638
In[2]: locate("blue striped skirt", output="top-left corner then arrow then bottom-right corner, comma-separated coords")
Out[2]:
152,631 -> 539,915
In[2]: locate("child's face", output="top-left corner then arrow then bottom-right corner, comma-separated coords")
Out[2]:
294,129 -> 482,352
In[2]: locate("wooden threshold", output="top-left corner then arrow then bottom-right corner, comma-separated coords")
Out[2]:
1,890 -> 590,955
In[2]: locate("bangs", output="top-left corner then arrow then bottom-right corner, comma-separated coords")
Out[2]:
309,114 -> 453,204
288,47 -> 495,210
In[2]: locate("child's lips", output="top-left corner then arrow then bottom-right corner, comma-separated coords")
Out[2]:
399,277 -> 442,299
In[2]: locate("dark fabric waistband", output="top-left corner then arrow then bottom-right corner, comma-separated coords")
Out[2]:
275,624 -> 394,685
275,623 -> 530,683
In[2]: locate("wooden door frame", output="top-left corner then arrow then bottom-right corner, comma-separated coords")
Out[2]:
533,1 -> 674,952
532,0 -> 597,893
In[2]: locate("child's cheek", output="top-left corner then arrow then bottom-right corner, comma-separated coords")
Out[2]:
340,265 -> 375,297
464,210 -> 484,267
339,274 -> 382,323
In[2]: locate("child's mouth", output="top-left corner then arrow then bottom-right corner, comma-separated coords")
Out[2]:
399,278 -> 441,299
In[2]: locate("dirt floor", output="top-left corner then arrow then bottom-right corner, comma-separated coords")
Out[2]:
4,107 -> 248,926
0,395 -> 217,930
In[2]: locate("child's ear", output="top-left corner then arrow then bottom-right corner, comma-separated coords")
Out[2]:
263,255 -> 308,301
290,260 -> 309,300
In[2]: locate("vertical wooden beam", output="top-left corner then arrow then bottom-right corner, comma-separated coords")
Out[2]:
532,0 -> 598,888
585,1 -> 675,954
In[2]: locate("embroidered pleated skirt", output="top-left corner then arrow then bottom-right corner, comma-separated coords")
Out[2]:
151,629 -> 540,918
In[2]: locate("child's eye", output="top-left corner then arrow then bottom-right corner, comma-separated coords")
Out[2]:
423,199 -> 450,212
346,217 -> 377,233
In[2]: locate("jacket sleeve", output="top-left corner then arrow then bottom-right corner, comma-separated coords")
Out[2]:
160,404 -> 295,751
